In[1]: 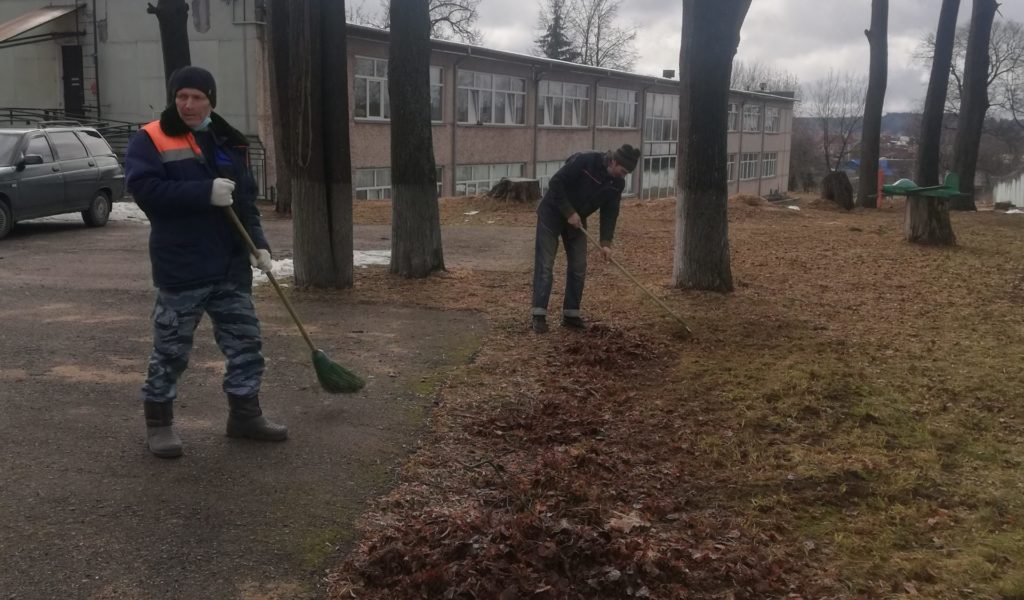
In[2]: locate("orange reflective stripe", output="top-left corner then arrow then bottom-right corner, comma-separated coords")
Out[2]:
141,120 -> 204,164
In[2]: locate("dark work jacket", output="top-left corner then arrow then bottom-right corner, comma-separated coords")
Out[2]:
537,151 -> 625,245
125,107 -> 269,291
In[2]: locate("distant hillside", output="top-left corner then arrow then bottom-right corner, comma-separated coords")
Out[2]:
881,112 -> 919,137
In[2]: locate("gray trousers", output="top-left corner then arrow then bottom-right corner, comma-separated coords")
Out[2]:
141,281 -> 264,404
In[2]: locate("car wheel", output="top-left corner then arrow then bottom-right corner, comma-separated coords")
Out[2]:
0,201 -> 12,240
82,192 -> 111,227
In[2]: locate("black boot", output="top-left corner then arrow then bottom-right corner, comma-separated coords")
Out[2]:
144,401 -> 183,458
561,315 -> 587,330
226,394 -> 288,441
531,315 -> 549,334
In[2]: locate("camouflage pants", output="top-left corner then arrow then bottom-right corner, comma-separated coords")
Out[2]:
141,282 -> 264,404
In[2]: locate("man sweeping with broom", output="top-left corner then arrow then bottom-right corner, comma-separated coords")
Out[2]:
531,144 -> 640,333
126,66 -> 286,458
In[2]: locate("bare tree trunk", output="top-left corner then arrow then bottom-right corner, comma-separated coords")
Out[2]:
322,0 -> 355,285
857,0 -> 888,209
267,0 -> 354,288
389,0 -> 445,277
146,0 -> 191,101
917,0 -> 960,187
673,0 -> 751,292
951,0 -> 998,211
910,0 -> 959,245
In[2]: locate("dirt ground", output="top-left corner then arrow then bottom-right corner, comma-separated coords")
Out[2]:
328,195 -> 1024,599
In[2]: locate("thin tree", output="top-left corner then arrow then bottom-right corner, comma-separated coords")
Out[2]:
909,0 -> 960,245
565,0 -> 638,71
809,70 -> 867,171
388,0 -> 445,277
951,0 -> 999,210
146,0 -> 191,100
536,0 -> 578,62
267,0 -> 355,287
357,0 -> 484,44
673,0 -> 752,292
857,0 -> 889,209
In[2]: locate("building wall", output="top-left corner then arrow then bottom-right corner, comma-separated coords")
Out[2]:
0,1 -> 79,112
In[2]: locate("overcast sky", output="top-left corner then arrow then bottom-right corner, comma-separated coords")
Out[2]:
469,0 -> 1024,114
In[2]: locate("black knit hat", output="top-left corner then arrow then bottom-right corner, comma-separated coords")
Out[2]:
168,66 -> 217,108
613,143 -> 640,172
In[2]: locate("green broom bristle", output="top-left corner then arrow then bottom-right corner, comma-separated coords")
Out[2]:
312,349 -> 365,394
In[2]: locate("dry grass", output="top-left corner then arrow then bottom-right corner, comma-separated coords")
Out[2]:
325,193 -> 1024,599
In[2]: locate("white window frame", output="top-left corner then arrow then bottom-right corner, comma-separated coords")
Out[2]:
537,80 -> 589,127
355,167 -> 391,199
742,104 -> 761,133
355,166 -> 444,199
456,70 -> 527,125
354,56 -> 389,120
535,160 -> 563,194
740,152 -> 760,180
727,103 -> 739,132
430,66 -> 443,123
727,153 -> 736,181
640,155 -> 676,200
764,107 -> 780,133
454,163 -> 525,196
597,86 -> 638,129
762,152 -> 778,178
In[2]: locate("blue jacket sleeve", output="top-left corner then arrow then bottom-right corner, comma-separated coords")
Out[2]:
125,131 -> 213,217
547,153 -> 587,218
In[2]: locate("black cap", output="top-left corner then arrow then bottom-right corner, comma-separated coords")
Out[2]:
168,66 -> 217,108
613,144 -> 640,172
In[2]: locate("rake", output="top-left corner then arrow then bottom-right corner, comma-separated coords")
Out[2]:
580,226 -> 693,338
224,207 -> 365,393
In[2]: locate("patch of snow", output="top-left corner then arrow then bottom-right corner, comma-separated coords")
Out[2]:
463,210 -> 480,215
1006,209 -> 1023,214
252,250 -> 392,286
787,205 -> 801,211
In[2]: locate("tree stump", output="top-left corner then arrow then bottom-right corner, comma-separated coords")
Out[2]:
821,171 -> 854,210
905,196 -> 956,245
487,178 -> 541,203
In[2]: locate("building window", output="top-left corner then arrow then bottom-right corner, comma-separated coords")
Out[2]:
535,160 -> 563,194
642,92 -> 679,158
597,86 -> 637,128
764,107 -> 780,133
727,153 -> 736,181
430,66 -> 443,122
740,152 -> 760,180
742,104 -> 761,132
454,163 -> 524,196
356,167 -> 444,199
355,167 -> 391,199
354,56 -> 389,120
538,80 -> 589,127
762,152 -> 777,178
355,58 -> 443,122
456,70 -> 526,125
192,0 -> 210,33
641,155 -> 676,200
727,103 -> 739,132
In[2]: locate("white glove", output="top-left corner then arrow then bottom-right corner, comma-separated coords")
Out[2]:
250,248 -> 272,272
210,178 -> 235,207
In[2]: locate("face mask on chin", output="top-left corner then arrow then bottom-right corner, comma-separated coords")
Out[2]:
190,115 -> 213,132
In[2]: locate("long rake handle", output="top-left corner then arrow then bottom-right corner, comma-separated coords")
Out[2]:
223,207 -> 318,354
579,226 -> 693,335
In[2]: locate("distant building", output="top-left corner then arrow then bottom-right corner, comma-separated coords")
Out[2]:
1,1 -> 795,200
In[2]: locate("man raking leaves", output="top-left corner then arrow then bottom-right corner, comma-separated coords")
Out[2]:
126,67 -> 360,459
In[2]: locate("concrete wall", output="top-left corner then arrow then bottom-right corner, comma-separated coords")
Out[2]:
0,1 -> 79,111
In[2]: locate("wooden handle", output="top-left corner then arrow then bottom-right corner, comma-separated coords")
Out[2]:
223,207 -> 318,353
579,226 -> 693,335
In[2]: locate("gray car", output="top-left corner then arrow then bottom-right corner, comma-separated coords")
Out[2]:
0,125 -> 125,240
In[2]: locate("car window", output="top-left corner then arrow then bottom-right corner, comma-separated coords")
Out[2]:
49,131 -> 89,160
0,133 -> 21,166
26,135 -> 55,163
76,130 -> 114,157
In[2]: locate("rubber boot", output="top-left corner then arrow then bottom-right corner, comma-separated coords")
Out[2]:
144,401 -> 183,458
226,394 -> 288,441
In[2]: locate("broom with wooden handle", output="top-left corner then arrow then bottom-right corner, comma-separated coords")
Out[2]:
224,207 -> 365,393
580,226 -> 693,337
